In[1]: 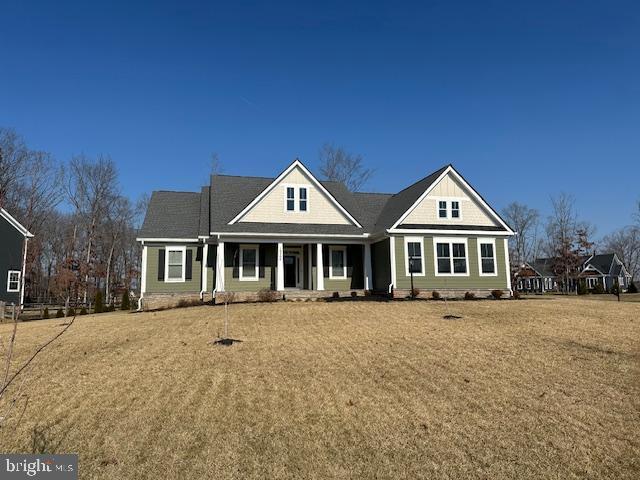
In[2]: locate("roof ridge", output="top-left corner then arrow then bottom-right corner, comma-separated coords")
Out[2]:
389,164 -> 450,197
153,190 -> 201,194
212,174 -> 274,180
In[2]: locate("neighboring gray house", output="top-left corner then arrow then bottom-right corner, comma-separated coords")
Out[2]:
0,208 -> 34,307
516,253 -> 632,293
137,160 -> 515,309
580,253 -> 632,292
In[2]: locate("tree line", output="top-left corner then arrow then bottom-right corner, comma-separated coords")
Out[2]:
503,194 -> 640,288
0,127 -> 145,307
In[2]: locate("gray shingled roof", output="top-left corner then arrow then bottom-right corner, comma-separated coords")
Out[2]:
139,191 -> 202,239
373,165 -> 449,231
585,254 -> 615,274
207,174 -> 385,235
140,163 -> 506,239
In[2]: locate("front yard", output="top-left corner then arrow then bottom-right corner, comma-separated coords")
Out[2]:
0,297 -> 638,479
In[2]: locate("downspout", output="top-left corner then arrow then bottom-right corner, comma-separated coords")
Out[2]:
20,237 -> 29,310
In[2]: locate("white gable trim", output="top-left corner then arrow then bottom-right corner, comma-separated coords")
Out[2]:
227,160 -> 362,228
389,166 -> 515,234
1,208 -> 34,238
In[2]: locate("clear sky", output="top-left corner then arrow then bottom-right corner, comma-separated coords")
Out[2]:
1,1 -> 638,237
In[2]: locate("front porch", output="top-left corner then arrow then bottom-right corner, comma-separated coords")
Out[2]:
210,239 -> 373,301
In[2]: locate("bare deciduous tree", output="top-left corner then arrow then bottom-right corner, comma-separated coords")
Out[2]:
65,155 -> 119,304
318,143 -> 373,192
502,202 -> 540,269
602,226 -> 640,281
210,152 -> 222,176
545,193 -> 580,293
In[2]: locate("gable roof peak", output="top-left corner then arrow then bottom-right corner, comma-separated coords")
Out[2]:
0,207 -> 34,238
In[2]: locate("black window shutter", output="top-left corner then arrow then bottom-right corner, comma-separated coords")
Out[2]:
196,246 -> 203,262
185,249 -> 193,280
158,249 -> 165,281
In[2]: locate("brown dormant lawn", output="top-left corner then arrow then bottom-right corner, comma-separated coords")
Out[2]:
1,297 -> 638,479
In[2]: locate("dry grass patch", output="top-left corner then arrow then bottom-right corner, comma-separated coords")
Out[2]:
0,297 -> 638,479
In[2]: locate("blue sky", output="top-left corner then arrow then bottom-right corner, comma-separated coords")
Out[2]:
1,1 -> 639,237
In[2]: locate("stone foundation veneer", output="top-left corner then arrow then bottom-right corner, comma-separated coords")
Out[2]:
392,288 -> 509,299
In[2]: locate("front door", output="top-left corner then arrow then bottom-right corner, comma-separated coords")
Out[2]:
284,255 -> 297,288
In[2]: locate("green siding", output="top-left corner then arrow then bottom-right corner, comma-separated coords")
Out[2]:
394,235 -> 509,290
146,245 -> 202,293
224,243 -> 276,292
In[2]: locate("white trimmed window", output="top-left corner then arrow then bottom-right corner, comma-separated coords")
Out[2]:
478,239 -> 497,276
438,200 -> 447,218
286,187 -> 295,211
451,201 -> 460,219
166,247 -> 186,282
404,237 -> 425,276
435,238 -> 469,276
7,270 -> 20,292
329,246 -> 347,279
299,187 -> 308,211
239,245 -> 259,281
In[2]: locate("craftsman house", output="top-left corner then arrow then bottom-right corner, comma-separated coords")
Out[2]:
0,208 -> 33,307
515,253 -> 632,293
137,160 -> 515,309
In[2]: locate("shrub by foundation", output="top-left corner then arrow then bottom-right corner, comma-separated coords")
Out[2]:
431,291 -> 441,300
491,290 -> 504,299
257,289 -> 280,302
464,291 -> 475,300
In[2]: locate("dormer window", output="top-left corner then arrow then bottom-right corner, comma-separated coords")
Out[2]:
299,187 -> 307,211
286,187 -> 295,211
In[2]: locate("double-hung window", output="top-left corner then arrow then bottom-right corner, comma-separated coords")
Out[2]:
451,201 -> 460,218
286,187 -> 295,211
166,247 -> 186,282
405,237 -> 425,276
435,239 -> 468,275
7,270 -> 20,292
329,246 -> 347,279
240,245 -> 259,281
438,201 -> 448,218
478,240 -> 496,275
299,187 -> 308,211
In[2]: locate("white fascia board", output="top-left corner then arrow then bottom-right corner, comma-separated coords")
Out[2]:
389,165 -> 515,234
210,231 -> 369,238
227,159 -> 363,228
210,232 -> 370,244
136,237 -> 200,243
0,208 -> 34,238
388,228 -> 513,236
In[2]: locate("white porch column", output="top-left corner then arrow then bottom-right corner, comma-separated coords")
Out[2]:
316,243 -> 325,291
200,243 -> 209,299
389,236 -> 397,293
364,243 -> 373,291
215,241 -> 225,292
277,242 -> 284,291
138,244 -> 148,310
